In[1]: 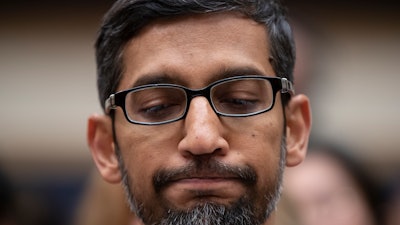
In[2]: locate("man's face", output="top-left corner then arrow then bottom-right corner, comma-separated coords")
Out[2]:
113,12 -> 285,225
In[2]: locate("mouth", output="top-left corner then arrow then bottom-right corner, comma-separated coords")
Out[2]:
162,176 -> 249,207
170,174 -> 242,190
152,161 -> 258,208
153,161 -> 257,193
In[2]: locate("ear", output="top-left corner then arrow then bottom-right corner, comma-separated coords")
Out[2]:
284,94 -> 312,167
87,113 -> 121,183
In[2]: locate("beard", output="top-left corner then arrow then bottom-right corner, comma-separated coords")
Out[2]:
115,136 -> 287,225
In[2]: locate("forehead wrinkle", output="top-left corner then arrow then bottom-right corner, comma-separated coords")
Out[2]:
134,12 -> 264,54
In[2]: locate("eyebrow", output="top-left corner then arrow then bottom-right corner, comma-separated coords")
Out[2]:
131,73 -> 183,88
210,66 -> 268,83
130,66 -> 268,88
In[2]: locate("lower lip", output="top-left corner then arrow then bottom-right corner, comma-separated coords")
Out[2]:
162,178 -> 247,205
172,178 -> 240,190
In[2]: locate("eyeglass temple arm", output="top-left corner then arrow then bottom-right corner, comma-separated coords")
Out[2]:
281,78 -> 295,95
105,94 -> 116,114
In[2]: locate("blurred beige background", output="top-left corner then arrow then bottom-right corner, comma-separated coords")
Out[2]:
0,0 -> 399,185
0,1 -> 111,182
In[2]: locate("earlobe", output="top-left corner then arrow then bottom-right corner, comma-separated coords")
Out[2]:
87,113 -> 121,183
284,94 -> 312,167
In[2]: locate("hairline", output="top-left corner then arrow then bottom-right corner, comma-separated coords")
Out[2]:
96,1 -> 295,111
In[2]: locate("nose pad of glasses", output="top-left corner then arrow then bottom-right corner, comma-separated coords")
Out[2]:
185,93 -> 219,118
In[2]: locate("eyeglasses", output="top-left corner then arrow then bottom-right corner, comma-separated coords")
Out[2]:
105,75 -> 294,125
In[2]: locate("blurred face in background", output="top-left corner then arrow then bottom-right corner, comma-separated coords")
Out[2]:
284,151 -> 375,225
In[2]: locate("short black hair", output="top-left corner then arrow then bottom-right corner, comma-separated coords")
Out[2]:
95,0 -> 296,110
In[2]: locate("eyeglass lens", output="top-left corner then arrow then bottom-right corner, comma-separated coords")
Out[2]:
211,78 -> 273,115
124,78 -> 274,123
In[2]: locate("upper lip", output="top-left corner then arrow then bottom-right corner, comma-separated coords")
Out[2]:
171,173 -> 239,181
157,170 -> 243,189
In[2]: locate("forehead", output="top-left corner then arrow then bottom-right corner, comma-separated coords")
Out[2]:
119,12 -> 273,90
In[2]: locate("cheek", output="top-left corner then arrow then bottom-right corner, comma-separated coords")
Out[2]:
227,113 -> 284,178
251,125 -> 283,185
115,124 -> 182,218
115,121 -> 181,191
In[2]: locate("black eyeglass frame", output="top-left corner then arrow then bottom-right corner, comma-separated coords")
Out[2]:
105,75 -> 294,125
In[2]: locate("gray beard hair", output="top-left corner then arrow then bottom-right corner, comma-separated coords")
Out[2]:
116,136 -> 286,225
158,199 -> 257,225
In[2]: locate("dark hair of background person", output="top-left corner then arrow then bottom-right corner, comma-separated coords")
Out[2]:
0,167 -> 16,224
381,173 -> 400,225
0,168 -> 57,225
307,141 -> 383,224
95,0 -> 296,110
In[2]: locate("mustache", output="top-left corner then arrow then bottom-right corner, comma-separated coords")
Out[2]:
153,159 -> 257,192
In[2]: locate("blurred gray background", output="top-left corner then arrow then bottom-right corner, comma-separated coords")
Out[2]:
0,0 -> 399,224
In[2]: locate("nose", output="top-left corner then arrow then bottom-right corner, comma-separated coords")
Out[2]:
178,97 -> 229,158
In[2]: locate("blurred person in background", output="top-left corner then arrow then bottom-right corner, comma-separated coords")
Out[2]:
86,0 -> 312,224
275,194 -> 303,225
0,167 -> 17,225
276,20 -> 382,225
283,142 -> 380,225
0,164 -> 54,225
73,170 -> 142,225
381,174 -> 400,225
